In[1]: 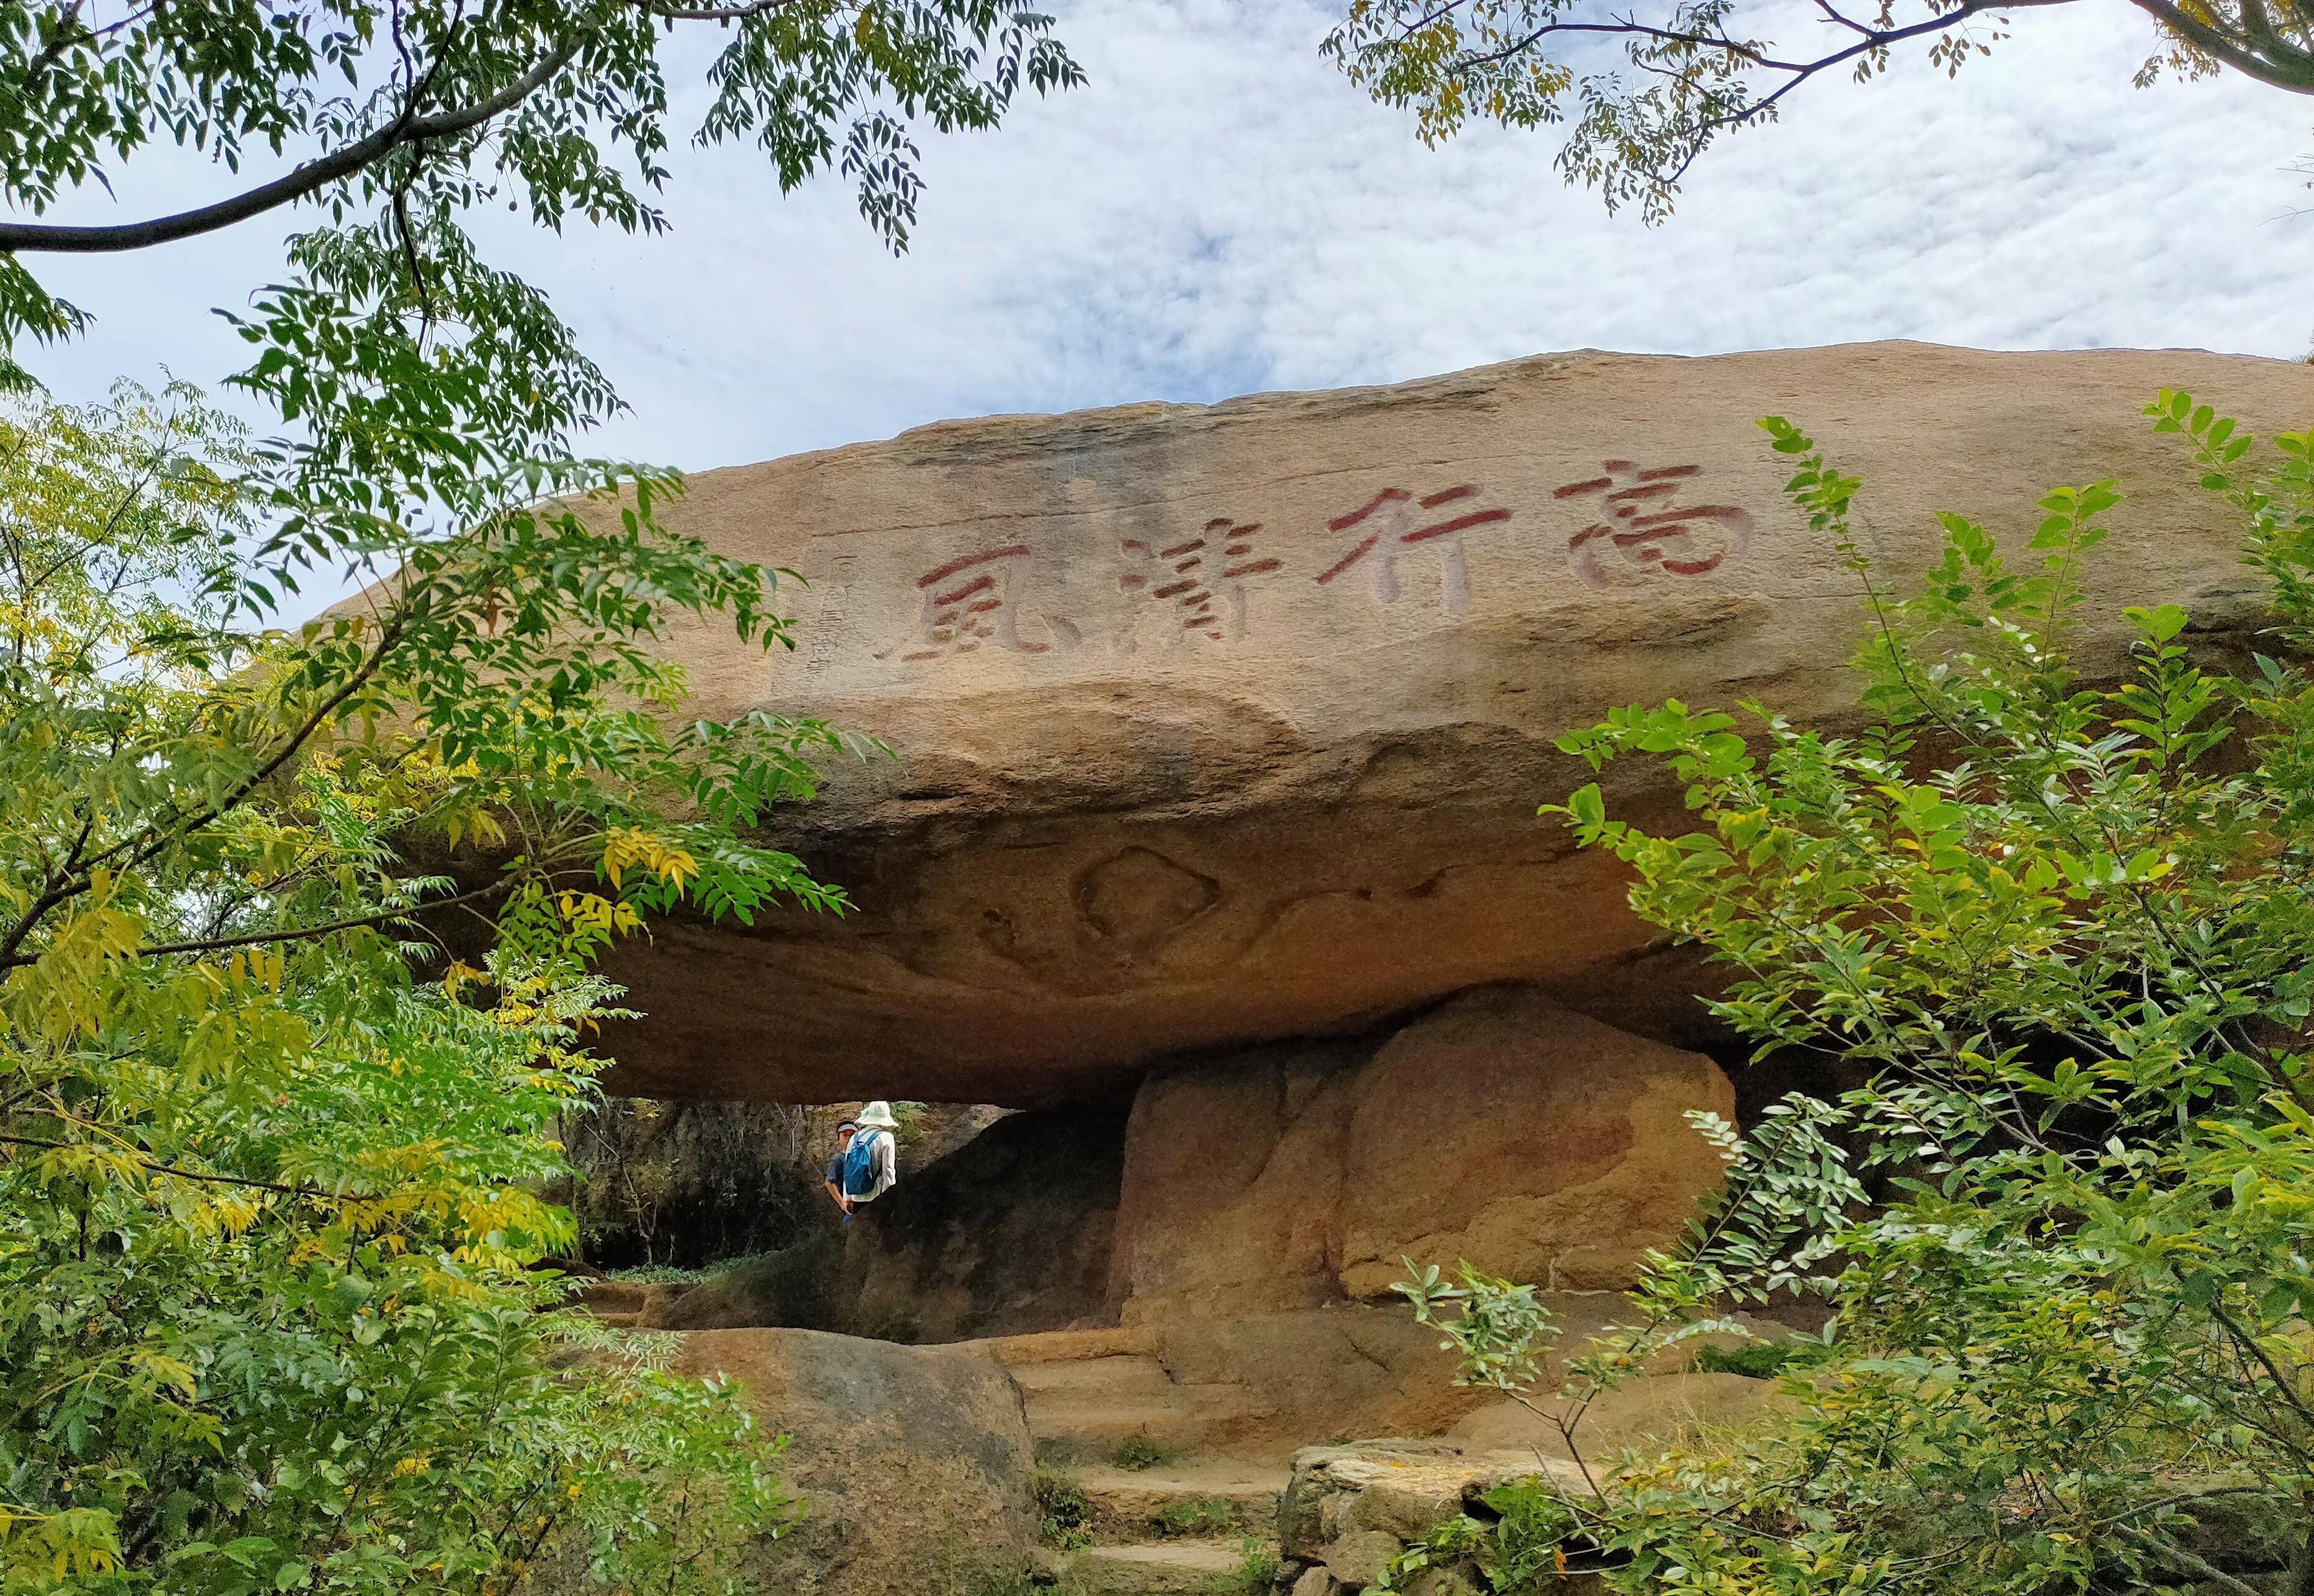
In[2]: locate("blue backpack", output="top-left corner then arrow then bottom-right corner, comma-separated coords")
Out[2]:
838,1130 -> 884,1201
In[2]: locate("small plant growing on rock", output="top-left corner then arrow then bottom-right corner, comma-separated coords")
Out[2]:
1033,1466 -> 1092,1551
1110,1432 -> 1176,1471
1236,1536 -> 1280,1593
1152,1497 -> 1239,1537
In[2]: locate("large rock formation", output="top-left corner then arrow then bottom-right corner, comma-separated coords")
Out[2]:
581,342 -> 2313,1105
1112,986 -> 1733,1315
841,1104 -> 1127,1341
643,988 -> 1729,1343
669,1329 -> 1042,1596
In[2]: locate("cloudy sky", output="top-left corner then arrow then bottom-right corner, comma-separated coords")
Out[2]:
23,0 -> 2314,477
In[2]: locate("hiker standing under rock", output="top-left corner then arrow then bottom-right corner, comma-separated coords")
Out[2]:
826,1103 -> 900,1220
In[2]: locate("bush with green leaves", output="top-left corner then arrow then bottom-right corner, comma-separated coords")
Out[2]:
1394,392 -> 2314,1595
0,11 -> 1086,1587
1031,1468 -> 1090,1553
1108,1435 -> 1175,1473
0,372 -> 838,1592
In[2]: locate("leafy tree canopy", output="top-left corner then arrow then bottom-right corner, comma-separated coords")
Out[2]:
1391,399 -> 2314,1594
0,5 -> 1086,1592
0,363 -> 823,1596
0,0 -> 1082,466
1324,0 -> 2312,221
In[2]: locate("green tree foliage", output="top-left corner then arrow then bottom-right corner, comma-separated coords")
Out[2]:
0,0 -> 1082,395
0,6 -> 1084,1590
1323,0 -> 2312,222
1394,395 -> 2314,1594
0,375 -> 832,1591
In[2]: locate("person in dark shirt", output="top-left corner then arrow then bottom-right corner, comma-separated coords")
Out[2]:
823,1119 -> 859,1219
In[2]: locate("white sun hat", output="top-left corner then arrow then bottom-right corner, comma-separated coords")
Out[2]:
856,1101 -> 901,1130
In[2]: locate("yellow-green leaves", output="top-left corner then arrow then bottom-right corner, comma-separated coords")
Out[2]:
1472,399 -> 2314,1596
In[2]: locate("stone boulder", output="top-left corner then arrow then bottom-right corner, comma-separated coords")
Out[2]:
840,1104 -> 1127,1341
641,1105 -> 1126,1341
1111,986 -> 1733,1316
670,1328 -> 1041,1596
1280,1441 -> 1595,1592
551,343 -> 2313,1106
1446,1370 -> 1797,1459
1108,1037 -> 1365,1319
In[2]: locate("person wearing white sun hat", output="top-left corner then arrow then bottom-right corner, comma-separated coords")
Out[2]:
834,1102 -> 901,1211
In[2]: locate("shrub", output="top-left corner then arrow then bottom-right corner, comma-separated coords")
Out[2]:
1033,1467 -> 1091,1551
1151,1498 -> 1238,1537
0,378 -> 828,1590
1689,1336 -> 1832,1379
1109,1434 -> 1175,1472
1396,394 -> 2314,1594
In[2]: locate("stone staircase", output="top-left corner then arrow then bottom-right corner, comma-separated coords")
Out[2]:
572,1279 -> 653,1328
1053,1456 -> 1290,1595
1069,1541 -> 1260,1595
965,1327 -> 1270,1455
953,1329 -> 1290,1594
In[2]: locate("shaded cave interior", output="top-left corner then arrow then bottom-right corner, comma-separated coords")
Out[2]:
559,980 -> 1851,1347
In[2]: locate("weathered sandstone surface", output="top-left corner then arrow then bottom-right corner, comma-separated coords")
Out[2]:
1113,986 -> 1733,1312
643,987 -> 1731,1339
582,342 -> 2314,1105
668,1328 -> 1041,1596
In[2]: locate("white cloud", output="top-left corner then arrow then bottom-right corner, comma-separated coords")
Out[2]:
21,0 -> 2314,484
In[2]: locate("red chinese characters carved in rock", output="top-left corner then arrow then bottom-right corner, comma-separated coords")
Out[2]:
1313,485 -> 1509,620
1119,518 -> 1283,642
1555,461 -> 1752,590
873,544 -> 1082,662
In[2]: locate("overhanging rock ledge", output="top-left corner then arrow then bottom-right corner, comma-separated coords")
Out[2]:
544,341 -> 2314,1104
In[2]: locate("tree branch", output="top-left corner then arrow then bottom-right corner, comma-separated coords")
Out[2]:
625,0 -> 802,18
0,605 -> 412,968
0,37 -> 584,255
0,1131 -> 318,1198
2209,1297 -> 2314,1429
101,879 -> 515,967
2120,0 -> 2314,89
2112,1520 -> 2271,1596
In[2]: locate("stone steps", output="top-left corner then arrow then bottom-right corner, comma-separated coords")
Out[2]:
1065,1539 -> 1256,1595
1073,1452 -> 1296,1545
1008,1353 -> 1268,1454
574,1279 -> 655,1317
967,1326 -> 1160,1366
1073,1459 -> 1288,1543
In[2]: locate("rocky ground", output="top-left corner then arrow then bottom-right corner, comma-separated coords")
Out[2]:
573,1278 -> 1801,1595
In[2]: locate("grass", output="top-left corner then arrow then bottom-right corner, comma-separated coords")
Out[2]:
1035,1465 -> 1092,1551
1693,1335 -> 1834,1380
1110,1432 -> 1177,1471
1152,1497 -> 1239,1538
1236,1537 -> 1278,1593
602,1261 -> 715,1284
